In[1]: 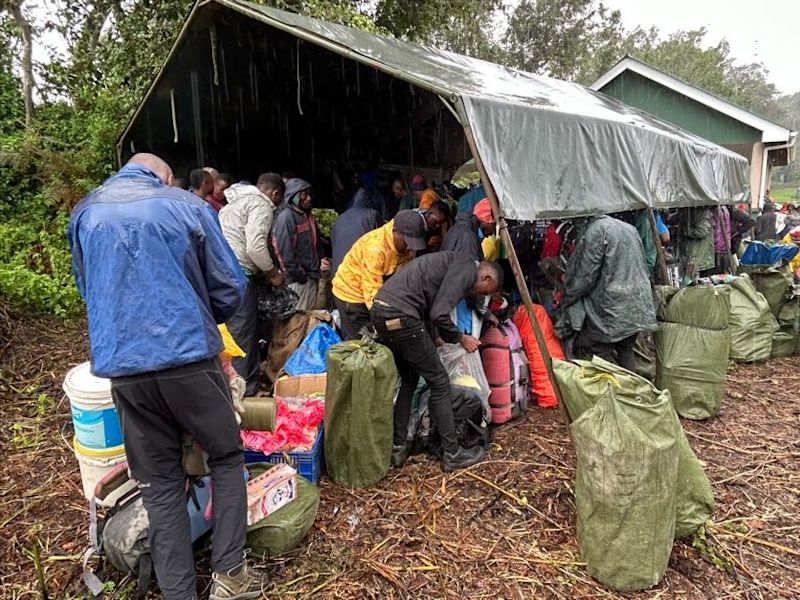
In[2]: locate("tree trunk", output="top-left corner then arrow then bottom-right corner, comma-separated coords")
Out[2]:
5,1 -> 34,127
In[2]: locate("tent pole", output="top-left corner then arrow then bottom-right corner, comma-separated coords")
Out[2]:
461,125 -> 566,413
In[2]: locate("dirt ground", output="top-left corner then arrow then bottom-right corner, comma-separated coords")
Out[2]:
1,305 -> 798,599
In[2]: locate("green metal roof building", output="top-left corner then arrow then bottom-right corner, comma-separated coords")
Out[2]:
592,56 -> 796,206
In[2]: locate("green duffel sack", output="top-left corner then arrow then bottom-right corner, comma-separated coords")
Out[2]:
729,275 -> 777,362
771,331 -> 796,358
655,322 -> 729,420
246,466 -> 320,559
737,264 -> 793,317
325,340 -> 397,487
554,357 -> 714,539
655,284 -> 731,330
571,381 -> 678,591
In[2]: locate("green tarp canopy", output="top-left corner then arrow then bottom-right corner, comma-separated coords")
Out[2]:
118,0 -> 749,219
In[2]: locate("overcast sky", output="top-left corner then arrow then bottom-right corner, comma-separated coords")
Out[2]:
604,0 -> 800,95
25,0 -> 800,96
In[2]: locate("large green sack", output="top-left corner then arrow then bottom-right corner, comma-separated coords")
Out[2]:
737,264 -> 793,317
771,331 -> 795,358
325,340 -> 397,487
655,285 -> 731,330
728,275 -> 777,362
777,294 -> 800,354
567,371 -> 678,590
246,467 -> 320,558
554,358 -> 714,540
655,322 -> 729,420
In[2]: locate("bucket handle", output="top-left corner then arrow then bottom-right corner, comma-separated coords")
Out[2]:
92,460 -> 130,502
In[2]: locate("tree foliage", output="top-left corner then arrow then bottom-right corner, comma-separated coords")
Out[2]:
0,0 -> 796,315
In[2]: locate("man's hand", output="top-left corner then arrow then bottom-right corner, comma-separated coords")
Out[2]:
267,269 -> 285,287
320,257 -> 331,272
435,336 -> 445,347
460,335 -> 481,353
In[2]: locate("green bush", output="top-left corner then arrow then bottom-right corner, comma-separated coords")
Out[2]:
0,213 -> 83,316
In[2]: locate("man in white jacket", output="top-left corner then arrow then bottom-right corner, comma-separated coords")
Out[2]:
220,173 -> 285,395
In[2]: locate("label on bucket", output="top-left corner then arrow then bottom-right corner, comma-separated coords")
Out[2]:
71,405 -> 123,449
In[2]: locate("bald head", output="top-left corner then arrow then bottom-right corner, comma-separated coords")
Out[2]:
473,260 -> 503,296
127,153 -> 173,185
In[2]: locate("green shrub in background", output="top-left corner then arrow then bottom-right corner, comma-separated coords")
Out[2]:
0,212 -> 82,316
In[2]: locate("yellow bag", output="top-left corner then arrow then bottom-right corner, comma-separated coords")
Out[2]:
482,236 -> 501,262
218,324 -> 245,360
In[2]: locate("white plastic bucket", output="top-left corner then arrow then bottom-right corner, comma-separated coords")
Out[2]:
74,437 -> 127,504
64,362 -> 123,450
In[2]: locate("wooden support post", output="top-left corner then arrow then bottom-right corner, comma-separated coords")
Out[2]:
462,126 -> 566,413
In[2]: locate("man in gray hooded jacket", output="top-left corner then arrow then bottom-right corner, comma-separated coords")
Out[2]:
220,173 -> 285,394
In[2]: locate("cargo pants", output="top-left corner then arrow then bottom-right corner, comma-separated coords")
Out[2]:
371,310 -> 459,453
111,357 -> 246,600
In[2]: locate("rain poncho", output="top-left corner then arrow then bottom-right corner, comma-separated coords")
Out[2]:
679,207 -> 714,273
562,216 -> 657,343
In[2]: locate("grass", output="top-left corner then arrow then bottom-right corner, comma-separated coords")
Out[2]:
771,184 -> 799,204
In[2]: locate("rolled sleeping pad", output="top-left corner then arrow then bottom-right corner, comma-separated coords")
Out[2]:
239,396 -> 278,431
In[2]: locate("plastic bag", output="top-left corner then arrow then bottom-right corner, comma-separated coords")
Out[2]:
265,311 -> 333,382
436,343 -> 491,422
284,324 -> 342,376
218,324 -> 246,360
258,286 -> 299,320
740,240 -> 799,267
325,341 -> 397,487
729,275 -> 777,362
553,357 -> 714,541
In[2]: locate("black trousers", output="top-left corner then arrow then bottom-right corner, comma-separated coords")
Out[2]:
226,279 -> 261,395
334,296 -> 371,341
111,358 -> 246,600
574,325 -> 638,373
371,310 -> 458,452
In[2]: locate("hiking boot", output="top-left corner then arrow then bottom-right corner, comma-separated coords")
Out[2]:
209,559 -> 265,600
391,444 -> 411,468
442,444 -> 485,472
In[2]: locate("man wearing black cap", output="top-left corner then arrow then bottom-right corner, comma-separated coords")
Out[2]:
271,178 -> 329,310
332,210 -> 427,340
371,252 -> 503,471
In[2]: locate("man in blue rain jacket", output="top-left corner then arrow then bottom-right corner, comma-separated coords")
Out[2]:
69,154 -> 264,600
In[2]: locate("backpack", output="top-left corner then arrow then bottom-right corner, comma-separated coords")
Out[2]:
406,382 -> 490,457
480,321 -> 531,424
82,463 -> 213,599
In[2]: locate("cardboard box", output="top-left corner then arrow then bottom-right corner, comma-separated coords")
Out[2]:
246,463 -> 298,526
274,373 -> 327,399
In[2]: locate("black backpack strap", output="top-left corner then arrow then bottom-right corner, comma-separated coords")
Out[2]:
136,553 -> 153,600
